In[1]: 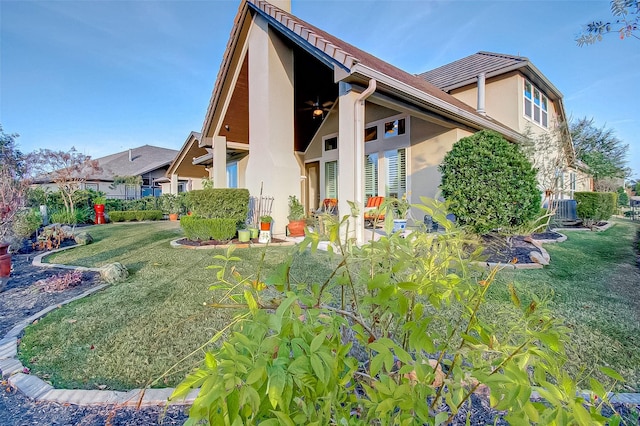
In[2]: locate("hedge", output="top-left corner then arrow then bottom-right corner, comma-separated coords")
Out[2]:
574,192 -> 616,222
186,189 -> 250,225
109,210 -> 163,222
180,216 -> 237,241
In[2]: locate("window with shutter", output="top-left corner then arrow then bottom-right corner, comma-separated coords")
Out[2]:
365,153 -> 378,199
385,149 -> 406,198
325,161 -> 338,199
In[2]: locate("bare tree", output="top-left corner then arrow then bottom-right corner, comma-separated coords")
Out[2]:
0,126 -> 31,243
32,148 -> 101,218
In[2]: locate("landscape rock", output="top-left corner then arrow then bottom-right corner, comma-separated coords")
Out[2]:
100,263 -> 128,284
529,251 -> 549,265
74,232 -> 93,246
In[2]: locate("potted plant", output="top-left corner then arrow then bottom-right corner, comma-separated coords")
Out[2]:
161,194 -> 181,221
93,196 -> 107,224
248,224 -> 259,239
286,195 -> 306,237
259,215 -> 272,231
391,194 -> 410,233
237,226 -> 250,243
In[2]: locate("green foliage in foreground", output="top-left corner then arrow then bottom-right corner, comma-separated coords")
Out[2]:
171,199 -> 624,425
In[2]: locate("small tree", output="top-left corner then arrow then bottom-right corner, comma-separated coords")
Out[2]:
439,130 -> 541,234
0,126 -> 31,243
32,148 -> 101,219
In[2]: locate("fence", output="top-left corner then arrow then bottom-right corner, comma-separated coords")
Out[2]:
248,196 -> 274,225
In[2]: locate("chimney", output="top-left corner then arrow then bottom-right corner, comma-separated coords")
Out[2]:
269,0 -> 291,12
128,149 -> 133,162
477,73 -> 486,116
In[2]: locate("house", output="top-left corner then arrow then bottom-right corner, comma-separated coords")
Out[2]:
170,0 -> 581,243
418,51 -> 593,199
161,132 -> 211,195
35,145 -> 178,199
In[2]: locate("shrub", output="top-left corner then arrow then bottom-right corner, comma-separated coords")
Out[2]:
575,192 -> 616,225
171,199 -> 623,425
616,187 -> 629,206
108,210 -> 162,222
439,130 -> 541,234
186,189 -> 249,225
50,208 -> 92,225
180,216 -> 237,241
12,208 -> 42,239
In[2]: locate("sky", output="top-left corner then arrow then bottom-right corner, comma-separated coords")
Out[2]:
1,0 -> 638,179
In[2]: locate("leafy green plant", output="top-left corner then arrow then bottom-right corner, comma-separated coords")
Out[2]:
439,130 -> 541,234
12,208 -> 42,239
171,198 -> 624,425
287,195 -> 306,221
575,192 -> 617,227
259,215 -> 273,223
93,196 -> 107,205
108,210 -> 162,222
186,189 -> 249,226
160,194 -> 181,215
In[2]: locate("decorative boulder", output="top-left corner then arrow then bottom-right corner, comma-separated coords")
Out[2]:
529,251 -> 549,266
74,232 -> 93,246
100,262 -> 128,284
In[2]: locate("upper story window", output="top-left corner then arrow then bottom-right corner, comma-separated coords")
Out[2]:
365,126 -> 378,142
384,118 -> 406,138
524,80 -> 548,128
324,136 -> 338,151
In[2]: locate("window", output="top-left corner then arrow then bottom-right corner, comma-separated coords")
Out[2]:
125,184 -> 138,200
523,79 -> 548,128
385,149 -> 406,198
384,118 -> 405,138
227,163 -> 238,188
324,136 -> 338,151
365,126 -> 378,142
365,153 -> 378,199
85,183 -> 98,191
325,161 -> 338,199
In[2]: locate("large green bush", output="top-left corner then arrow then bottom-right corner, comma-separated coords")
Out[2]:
439,130 -> 541,234
180,216 -> 237,241
186,189 -> 249,225
108,210 -> 163,222
575,192 -> 616,224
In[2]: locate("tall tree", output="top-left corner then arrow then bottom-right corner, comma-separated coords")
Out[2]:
569,117 -> 629,185
576,0 -> 639,46
32,147 -> 101,218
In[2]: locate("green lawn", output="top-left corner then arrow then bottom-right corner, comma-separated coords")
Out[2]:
17,219 -> 640,392
19,221 -> 336,390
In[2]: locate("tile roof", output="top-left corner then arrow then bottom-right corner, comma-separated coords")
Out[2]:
417,52 -> 529,91
201,1 -> 520,141
91,145 -> 178,181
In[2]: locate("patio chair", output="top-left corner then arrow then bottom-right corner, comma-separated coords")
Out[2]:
364,196 -> 385,227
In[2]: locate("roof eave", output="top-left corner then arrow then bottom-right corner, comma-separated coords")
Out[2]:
349,63 -> 523,142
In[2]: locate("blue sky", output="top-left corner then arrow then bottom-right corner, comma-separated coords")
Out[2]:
1,0 -> 638,178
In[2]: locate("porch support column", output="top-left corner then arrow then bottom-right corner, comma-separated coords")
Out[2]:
170,173 -> 179,195
246,13 -> 296,236
337,82 -> 362,244
213,135 -> 227,188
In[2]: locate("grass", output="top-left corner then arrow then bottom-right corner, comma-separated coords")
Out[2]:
17,219 -> 640,392
18,221 -> 337,390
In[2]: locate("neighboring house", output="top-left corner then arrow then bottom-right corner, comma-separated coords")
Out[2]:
35,145 -> 178,199
161,132 -> 210,195
418,51 -> 593,199
169,0 -> 577,242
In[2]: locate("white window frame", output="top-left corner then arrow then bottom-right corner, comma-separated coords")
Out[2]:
226,162 -> 238,188
523,78 -> 549,129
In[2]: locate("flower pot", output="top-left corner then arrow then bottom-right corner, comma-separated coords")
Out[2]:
392,219 -> 407,233
260,222 -> 271,231
237,229 -> 250,242
249,228 -> 259,239
287,219 -> 306,237
0,243 -> 11,278
94,204 -> 106,224
169,213 -> 179,221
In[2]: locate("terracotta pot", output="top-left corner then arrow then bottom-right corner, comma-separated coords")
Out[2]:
169,213 -> 179,221
0,243 -> 10,278
260,222 -> 271,231
287,219 -> 306,237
